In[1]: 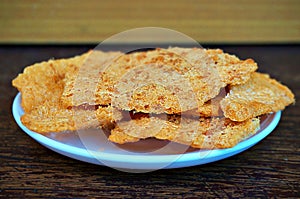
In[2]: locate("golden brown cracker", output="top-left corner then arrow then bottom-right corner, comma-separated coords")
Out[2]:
110,48 -> 224,114
205,48 -> 258,85
109,115 -> 260,149
21,105 -> 122,133
12,51 -> 122,133
106,47 -> 257,114
61,47 -> 256,115
61,50 -> 123,107
220,72 -> 295,121
12,52 -> 89,113
168,47 -> 257,85
183,88 -> 226,117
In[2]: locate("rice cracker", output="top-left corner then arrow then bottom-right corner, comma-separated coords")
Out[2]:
220,72 -> 295,121
61,48 -> 257,115
12,52 -> 122,133
109,115 -> 260,149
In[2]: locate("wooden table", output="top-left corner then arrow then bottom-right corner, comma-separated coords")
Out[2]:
0,45 -> 299,198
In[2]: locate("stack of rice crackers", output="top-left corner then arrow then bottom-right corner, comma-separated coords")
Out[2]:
12,47 -> 295,149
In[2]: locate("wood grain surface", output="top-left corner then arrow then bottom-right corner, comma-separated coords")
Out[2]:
0,0 -> 299,44
0,45 -> 299,198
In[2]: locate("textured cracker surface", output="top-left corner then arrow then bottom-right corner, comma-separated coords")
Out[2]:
60,47 -> 257,115
183,88 -> 226,117
111,48 -> 223,114
12,53 -> 121,133
61,50 -> 123,107
220,72 -> 295,121
205,48 -> 258,85
20,106 -> 119,133
112,47 -> 257,114
12,53 -> 89,113
109,116 -> 260,149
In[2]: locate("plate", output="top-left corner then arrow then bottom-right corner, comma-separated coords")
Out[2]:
12,93 -> 281,172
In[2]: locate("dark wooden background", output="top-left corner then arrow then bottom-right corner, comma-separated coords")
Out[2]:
0,45 -> 299,198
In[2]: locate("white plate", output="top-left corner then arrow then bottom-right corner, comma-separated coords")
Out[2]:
12,93 -> 281,172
